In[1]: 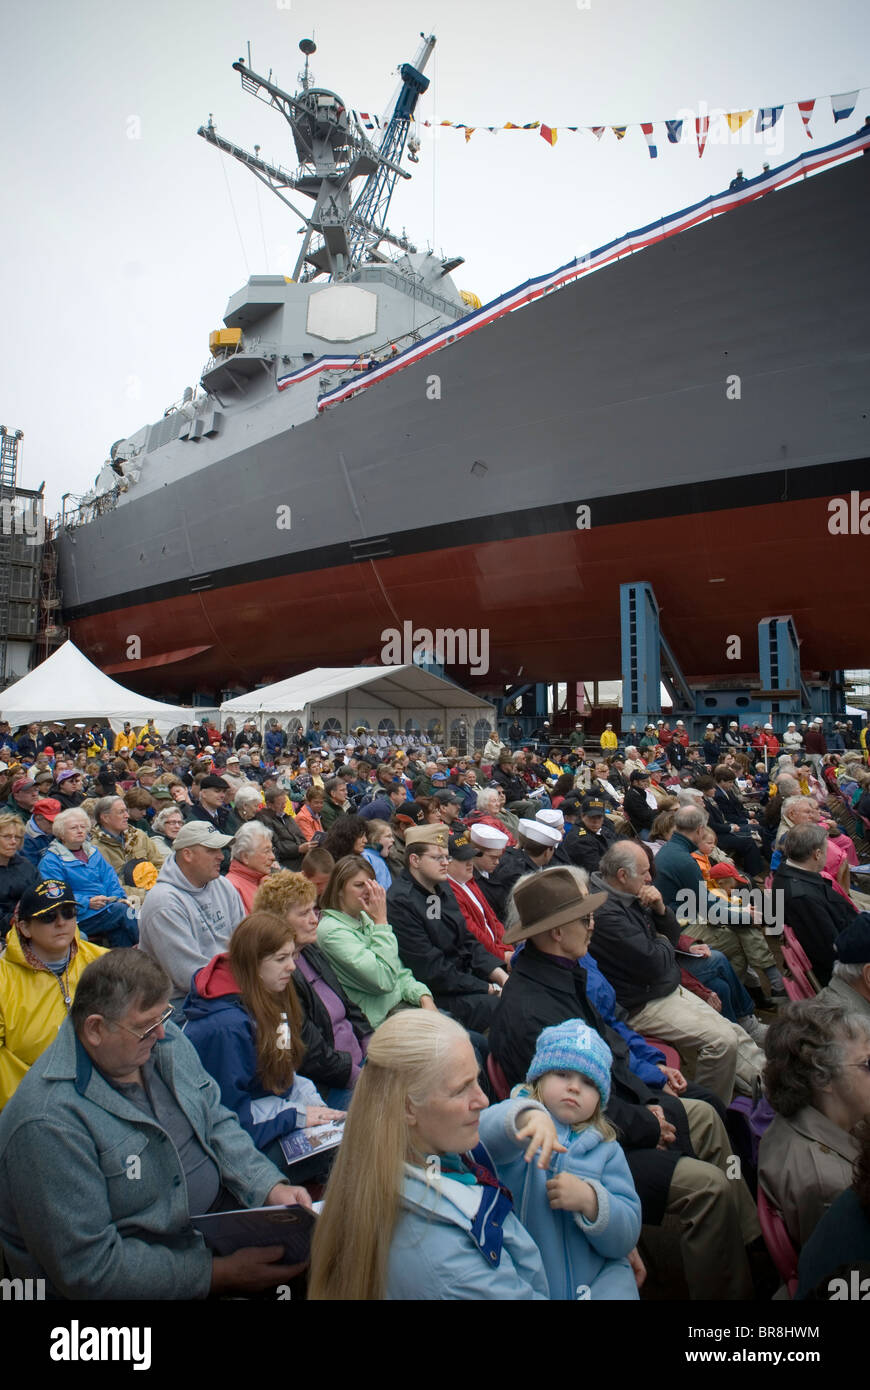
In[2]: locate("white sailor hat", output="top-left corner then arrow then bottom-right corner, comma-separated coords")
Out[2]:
518,817 -> 562,848
536,807 -> 564,831
469,823 -> 509,851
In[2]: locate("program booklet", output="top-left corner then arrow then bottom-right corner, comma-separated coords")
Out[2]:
192,1203 -> 315,1265
279,1120 -> 345,1167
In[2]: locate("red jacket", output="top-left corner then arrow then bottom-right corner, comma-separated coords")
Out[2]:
659,727 -> 674,746
448,876 -> 506,956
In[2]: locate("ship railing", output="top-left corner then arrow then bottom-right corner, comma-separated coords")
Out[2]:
59,488 -> 122,531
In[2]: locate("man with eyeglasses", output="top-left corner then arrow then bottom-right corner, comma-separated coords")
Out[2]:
386,825 -> 508,1031
0,949 -> 312,1300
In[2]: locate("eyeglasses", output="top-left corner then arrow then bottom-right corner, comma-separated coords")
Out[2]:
110,1005 -> 174,1042
32,907 -> 77,924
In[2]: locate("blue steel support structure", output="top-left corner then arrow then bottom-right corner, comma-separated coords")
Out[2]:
756,617 -> 812,729
620,582 -> 663,733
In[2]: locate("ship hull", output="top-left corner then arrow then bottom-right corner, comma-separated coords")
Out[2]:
58,155 -> 870,696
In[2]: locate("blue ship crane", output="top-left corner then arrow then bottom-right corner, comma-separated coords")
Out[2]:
347,33 -> 436,267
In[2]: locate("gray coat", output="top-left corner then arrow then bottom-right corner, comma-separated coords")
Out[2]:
815,973 -> 870,1023
0,1019 -> 284,1299
758,1104 -> 859,1249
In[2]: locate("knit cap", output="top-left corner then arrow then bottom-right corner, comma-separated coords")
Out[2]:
527,1020 -> 612,1106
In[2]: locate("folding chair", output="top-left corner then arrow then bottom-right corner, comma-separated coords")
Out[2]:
757,1185 -> 798,1297
643,1037 -> 682,1071
780,943 -> 816,1000
486,1053 -> 510,1101
782,925 -> 822,993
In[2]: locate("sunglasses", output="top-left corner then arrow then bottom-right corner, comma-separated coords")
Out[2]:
31,906 -> 77,924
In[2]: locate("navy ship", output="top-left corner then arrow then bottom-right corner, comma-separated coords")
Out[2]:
56,36 -> 870,698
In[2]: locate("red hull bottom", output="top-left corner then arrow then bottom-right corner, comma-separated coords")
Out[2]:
68,497 -> 867,698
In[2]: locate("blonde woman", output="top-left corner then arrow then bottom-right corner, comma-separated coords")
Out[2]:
309,1009 -> 552,1300
0,813 -> 38,942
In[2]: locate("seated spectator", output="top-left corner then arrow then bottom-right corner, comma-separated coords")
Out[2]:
563,796 -> 622,873
484,817 -> 562,919
4,778 -> 39,826
255,784 -> 309,871
19,796 -> 61,868
295,786 -> 326,841
489,865 -> 762,1299
464,785 -> 518,845
183,912 -> 345,1177
647,809 -> 676,856
309,1009 -> 549,1300
38,808 -> 138,948
696,776 -> 766,881
491,753 -> 531,809
623,769 -> 659,839
317,854 -> 435,1027
469,822 -> 510,914
776,796 -> 860,904
774,824 -> 859,985
0,950 -> 311,1298
816,915 -> 870,1020
225,821 -> 276,915
387,825 -> 508,1030
320,778 -> 351,832
361,819 -> 395,889
759,1001 -> 870,1249
322,814 -> 369,863
50,769 -> 86,811
797,1118 -> 870,1300
90,796 -> 167,897
357,780 -> 407,824
233,784 -> 264,823
0,880 -> 107,1108
299,847 -> 334,904
150,804 -> 186,856
446,825 -> 507,959
138,822 -> 244,1010
190,774 -> 239,838
254,871 -> 371,1104
590,842 -> 764,1101
590,760 -> 622,809
481,1020 -> 643,1300
0,814 -> 38,943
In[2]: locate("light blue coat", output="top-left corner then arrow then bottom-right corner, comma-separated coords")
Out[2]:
478,1097 -> 642,1300
386,1156 -> 550,1300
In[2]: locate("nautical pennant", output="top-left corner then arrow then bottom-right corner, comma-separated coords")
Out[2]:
589,126 -> 605,140
540,124 -> 558,145
725,110 -> 753,132
832,90 -> 859,121
641,122 -> 658,158
696,115 -> 709,157
612,126 -> 627,140
756,107 -> 782,132
665,119 -> 683,144
465,127 -> 475,142
798,99 -> 815,136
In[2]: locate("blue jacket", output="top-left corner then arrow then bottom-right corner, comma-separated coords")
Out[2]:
583,953 -> 667,1088
38,838 -> 125,922
361,846 -> 392,888
478,1097 -> 641,1300
20,818 -> 53,867
386,1150 -> 549,1300
182,962 -> 321,1152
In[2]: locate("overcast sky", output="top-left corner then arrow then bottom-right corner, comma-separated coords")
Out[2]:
3,0 -> 867,510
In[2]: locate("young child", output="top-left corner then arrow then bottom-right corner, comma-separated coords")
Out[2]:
477,1020 -> 641,1300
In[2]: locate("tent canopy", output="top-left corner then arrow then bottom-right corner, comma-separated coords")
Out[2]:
0,641 -> 192,733
220,665 -> 495,740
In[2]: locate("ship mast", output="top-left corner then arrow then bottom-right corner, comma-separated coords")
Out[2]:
197,36 -> 435,282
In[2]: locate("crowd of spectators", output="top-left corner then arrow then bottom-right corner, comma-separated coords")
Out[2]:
0,709 -> 867,1301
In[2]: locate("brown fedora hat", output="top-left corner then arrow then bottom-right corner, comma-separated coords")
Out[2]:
503,866 -> 608,946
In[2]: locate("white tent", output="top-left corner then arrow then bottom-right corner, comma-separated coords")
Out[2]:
0,641 -> 192,734
220,665 -> 496,746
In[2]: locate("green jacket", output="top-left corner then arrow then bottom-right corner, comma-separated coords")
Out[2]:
320,796 -> 349,832
0,1019 -> 284,1300
316,907 -> 430,1028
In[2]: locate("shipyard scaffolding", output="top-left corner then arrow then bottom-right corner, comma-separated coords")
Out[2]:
0,426 -> 44,690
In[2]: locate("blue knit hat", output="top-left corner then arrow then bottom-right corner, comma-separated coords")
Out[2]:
527,1021 -> 612,1106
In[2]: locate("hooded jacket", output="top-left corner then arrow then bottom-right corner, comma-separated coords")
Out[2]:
182,955 -> 321,1152
386,1155 -> 549,1300
138,855 -> 244,1003
0,927 -> 107,1108
37,838 -> 126,924
478,1096 -> 641,1300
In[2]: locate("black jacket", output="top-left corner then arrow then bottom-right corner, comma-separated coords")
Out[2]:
563,820 -> 620,874
255,808 -> 307,870
491,766 -> 529,806
714,785 -> 750,827
386,869 -> 502,1003
489,941 -> 690,1223
0,854 -> 39,939
772,862 -> 858,985
586,875 -> 682,1014
666,741 -> 687,770
294,942 -> 373,1090
624,784 -> 658,832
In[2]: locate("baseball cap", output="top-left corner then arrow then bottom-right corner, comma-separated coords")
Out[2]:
448,827 -> 480,861
199,775 -> 229,791
581,796 -> 607,815
33,797 -> 62,821
172,822 -> 234,851
433,789 -> 462,806
17,879 -> 77,920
